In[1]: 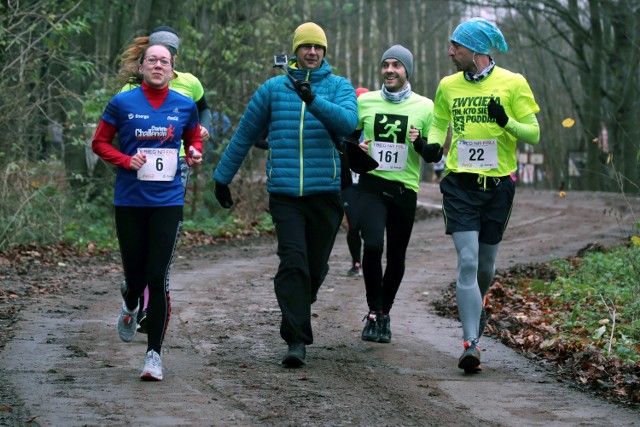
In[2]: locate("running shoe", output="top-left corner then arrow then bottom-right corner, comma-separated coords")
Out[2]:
347,262 -> 363,277
140,350 -> 163,381
361,311 -> 379,342
377,313 -> 391,343
458,340 -> 482,373
122,281 -> 148,333
136,310 -> 148,334
117,301 -> 138,343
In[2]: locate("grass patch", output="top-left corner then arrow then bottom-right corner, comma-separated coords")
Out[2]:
542,244 -> 640,362
434,240 -> 640,406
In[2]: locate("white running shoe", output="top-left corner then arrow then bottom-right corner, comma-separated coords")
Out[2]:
140,350 -> 163,381
117,301 -> 138,342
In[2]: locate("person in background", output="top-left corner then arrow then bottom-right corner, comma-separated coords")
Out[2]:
212,22 -> 357,367
432,151 -> 446,182
428,17 -> 540,372
92,43 -> 203,381
342,86 -> 370,277
352,45 -> 437,344
117,25 -> 212,333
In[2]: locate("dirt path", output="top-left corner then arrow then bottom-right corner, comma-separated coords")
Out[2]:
1,184 -> 639,426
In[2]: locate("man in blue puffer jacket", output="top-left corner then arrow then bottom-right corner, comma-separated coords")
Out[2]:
213,22 -> 358,367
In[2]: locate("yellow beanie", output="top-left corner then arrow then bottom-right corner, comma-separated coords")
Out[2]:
292,22 -> 327,53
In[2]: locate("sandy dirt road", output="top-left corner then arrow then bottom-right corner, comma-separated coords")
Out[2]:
1,184 -> 639,426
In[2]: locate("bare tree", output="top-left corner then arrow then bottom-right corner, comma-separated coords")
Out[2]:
466,0 -> 640,191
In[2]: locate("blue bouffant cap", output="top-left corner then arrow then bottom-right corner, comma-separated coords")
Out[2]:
451,17 -> 508,55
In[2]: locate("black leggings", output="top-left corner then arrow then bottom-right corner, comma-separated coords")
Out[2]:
115,206 -> 182,353
341,185 -> 362,266
357,174 -> 417,313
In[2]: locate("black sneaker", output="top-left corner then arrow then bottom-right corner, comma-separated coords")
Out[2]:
137,310 -> 148,334
377,314 -> 391,343
361,311 -> 379,342
347,262 -> 362,277
282,343 -> 306,367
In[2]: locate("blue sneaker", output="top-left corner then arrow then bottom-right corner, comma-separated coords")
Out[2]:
117,301 -> 138,342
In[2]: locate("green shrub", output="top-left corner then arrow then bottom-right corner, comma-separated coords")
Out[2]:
545,243 -> 640,362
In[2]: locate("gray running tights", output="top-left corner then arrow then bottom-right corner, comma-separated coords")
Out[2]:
452,231 -> 499,342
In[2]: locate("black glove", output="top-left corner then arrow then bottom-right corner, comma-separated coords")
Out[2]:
214,181 -> 233,208
488,98 -> 509,127
412,137 -> 443,163
293,79 -> 315,104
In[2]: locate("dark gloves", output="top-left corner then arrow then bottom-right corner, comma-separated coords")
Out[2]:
214,181 -> 233,208
412,137 -> 443,163
488,98 -> 509,127
293,79 -> 315,104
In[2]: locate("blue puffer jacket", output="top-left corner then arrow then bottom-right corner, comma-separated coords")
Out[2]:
213,58 -> 358,196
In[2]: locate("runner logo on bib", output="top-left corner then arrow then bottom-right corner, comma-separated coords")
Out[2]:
457,139 -> 498,170
371,113 -> 409,171
137,147 -> 178,181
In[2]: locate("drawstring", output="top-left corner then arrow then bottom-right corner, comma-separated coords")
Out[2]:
477,174 -> 487,191
476,174 -> 501,191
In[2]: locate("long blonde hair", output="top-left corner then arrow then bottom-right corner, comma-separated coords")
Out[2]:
116,35 -> 150,87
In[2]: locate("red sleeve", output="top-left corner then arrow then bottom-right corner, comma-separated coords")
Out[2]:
91,120 -> 131,169
183,124 -> 203,166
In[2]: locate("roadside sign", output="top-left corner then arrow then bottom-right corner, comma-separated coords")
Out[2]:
530,153 -> 544,165
517,152 -> 529,164
569,151 -> 586,177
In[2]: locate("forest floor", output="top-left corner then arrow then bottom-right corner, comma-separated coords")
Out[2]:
0,183 -> 639,426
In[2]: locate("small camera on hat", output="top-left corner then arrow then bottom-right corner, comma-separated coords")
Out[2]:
273,54 -> 288,67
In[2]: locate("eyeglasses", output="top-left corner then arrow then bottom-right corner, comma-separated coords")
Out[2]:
144,56 -> 172,67
298,44 -> 324,51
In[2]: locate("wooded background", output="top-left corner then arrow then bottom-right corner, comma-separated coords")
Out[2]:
1,0 -> 639,248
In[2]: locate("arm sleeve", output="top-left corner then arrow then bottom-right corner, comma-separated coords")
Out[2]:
504,113 -> 540,145
427,116 -> 450,147
183,105 -> 204,165
91,119 -> 131,169
195,96 -> 213,132
182,125 -> 203,165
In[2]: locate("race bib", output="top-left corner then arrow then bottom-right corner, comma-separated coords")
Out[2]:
136,148 -> 178,181
370,141 -> 408,171
457,139 -> 498,170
